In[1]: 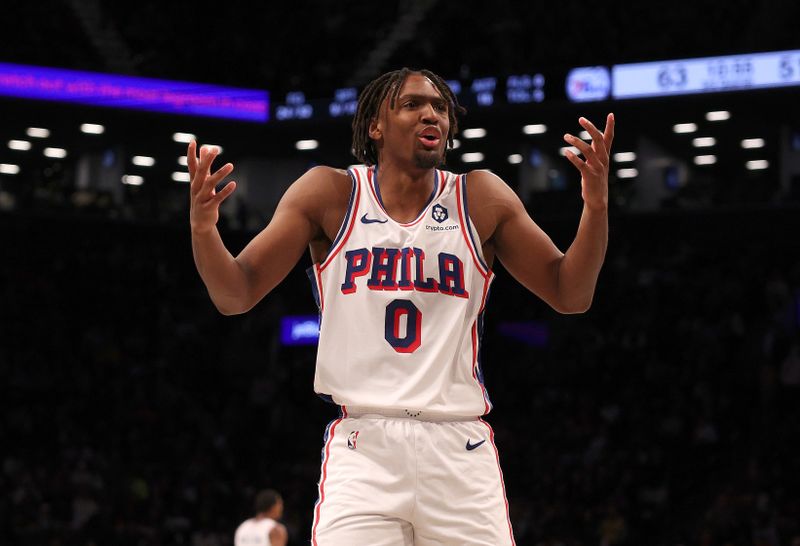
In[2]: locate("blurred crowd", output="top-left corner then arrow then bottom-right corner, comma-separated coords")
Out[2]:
2,202 -> 799,545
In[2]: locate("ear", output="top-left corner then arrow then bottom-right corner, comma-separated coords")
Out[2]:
368,116 -> 382,141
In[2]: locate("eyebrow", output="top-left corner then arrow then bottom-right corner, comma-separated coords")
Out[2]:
396,93 -> 447,105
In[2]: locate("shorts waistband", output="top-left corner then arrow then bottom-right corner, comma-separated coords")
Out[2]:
342,406 -> 480,422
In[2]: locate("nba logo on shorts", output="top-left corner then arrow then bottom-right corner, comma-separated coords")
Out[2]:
347,430 -> 359,450
432,204 -> 448,223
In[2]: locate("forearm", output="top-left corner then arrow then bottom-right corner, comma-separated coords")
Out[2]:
191,227 -> 252,315
556,204 -> 608,313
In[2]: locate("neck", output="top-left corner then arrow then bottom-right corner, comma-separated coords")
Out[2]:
374,161 -> 437,223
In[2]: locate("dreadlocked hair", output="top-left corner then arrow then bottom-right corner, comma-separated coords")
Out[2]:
351,67 -> 466,166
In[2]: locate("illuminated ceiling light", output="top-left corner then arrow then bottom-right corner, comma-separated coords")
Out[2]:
522,124 -> 547,135
613,152 -> 636,162
43,147 -> 67,159
694,155 -> 717,165
27,127 -> 50,138
705,111 -> 730,121
692,137 -> 716,148
462,128 -> 487,139
132,156 -> 156,167
461,152 -> 484,163
449,139 -> 461,150
172,171 -> 191,182
80,123 -> 105,134
579,130 -> 591,140
507,154 -> 523,164
741,138 -> 765,149
745,159 -> 769,170
122,175 -> 144,186
616,168 -> 638,178
178,156 -> 188,166
0,163 -> 21,175
173,132 -> 196,143
673,123 -> 698,134
295,139 -> 319,150
559,146 -> 581,156
206,144 -> 223,154
8,140 -> 32,151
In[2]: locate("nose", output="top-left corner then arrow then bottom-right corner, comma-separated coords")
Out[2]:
420,102 -> 438,124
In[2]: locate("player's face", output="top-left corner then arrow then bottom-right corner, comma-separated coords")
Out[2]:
371,74 -> 450,170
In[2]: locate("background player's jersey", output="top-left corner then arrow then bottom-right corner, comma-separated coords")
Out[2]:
234,517 -> 278,546
308,165 -> 495,417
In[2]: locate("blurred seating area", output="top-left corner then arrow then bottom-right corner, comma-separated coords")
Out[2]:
2,199 -> 798,545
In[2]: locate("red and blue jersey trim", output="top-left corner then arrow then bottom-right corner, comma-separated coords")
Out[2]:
319,168 -> 362,272
366,166 -> 446,227
455,173 -> 491,278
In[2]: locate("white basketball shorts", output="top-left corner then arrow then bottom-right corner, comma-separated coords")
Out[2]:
310,410 -> 516,545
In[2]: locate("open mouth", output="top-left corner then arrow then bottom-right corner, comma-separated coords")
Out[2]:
418,131 -> 441,149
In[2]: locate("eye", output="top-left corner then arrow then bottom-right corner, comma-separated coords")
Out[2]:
404,100 -> 417,108
434,102 -> 447,112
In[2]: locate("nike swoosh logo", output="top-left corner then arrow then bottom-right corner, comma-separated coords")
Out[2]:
360,213 -> 388,224
465,439 -> 486,451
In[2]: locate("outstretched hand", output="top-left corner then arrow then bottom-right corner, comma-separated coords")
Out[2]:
563,114 -> 615,211
188,140 -> 237,234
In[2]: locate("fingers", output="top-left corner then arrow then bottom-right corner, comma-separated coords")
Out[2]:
190,144 -> 228,198
187,140 -> 198,177
213,180 -> 237,204
564,148 -> 589,177
577,117 -> 609,162
603,113 -> 615,150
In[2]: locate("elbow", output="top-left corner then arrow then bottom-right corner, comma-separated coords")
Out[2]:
553,296 -> 593,315
210,293 -> 253,316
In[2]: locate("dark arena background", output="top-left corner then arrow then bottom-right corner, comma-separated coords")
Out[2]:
3,1 -> 800,545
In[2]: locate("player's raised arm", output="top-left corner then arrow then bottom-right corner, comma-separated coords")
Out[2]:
478,114 -> 614,314
188,141 -> 347,315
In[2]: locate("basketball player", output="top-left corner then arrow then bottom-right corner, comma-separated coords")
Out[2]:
234,489 -> 288,546
190,68 -> 614,545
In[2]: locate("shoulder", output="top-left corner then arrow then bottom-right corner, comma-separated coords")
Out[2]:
462,169 -> 523,224
269,522 -> 288,540
279,165 -> 353,214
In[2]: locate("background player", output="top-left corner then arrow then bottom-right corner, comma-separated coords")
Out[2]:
234,489 -> 288,546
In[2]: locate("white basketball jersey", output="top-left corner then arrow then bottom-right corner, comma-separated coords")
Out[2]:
308,165 -> 495,418
234,517 -> 278,546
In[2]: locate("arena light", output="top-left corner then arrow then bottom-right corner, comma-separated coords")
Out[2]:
173,132 -> 196,143
121,175 -> 144,186
692,137 -> 716,148
507,154 -> 523,164
26,127 -> 50,138
613,152 -> 636,162
673,123 -> 698,134
579,130 -> 591,140
172,171 -> 191,182
80,123 -> 105,134
705,110 -> 730,121
461,152 -> 484,163
462,128 -> 486,139
178,156 -> 188,166
449,139 -> 461,150
0,163 -> 20,175
8,139 -> 31,151
43,147 -> 67,158
745,159 -> 769,170
694,155 -> 717,165
132,155 -> 156,167
741,138 -> 765,149
295,139 -> 319,150
559,146 -> 581,156
205,144 -> 223,154
616,168 -> 638,178
522,124 -> 547,135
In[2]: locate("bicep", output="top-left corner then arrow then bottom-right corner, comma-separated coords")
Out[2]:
234,169 -> 331,306
492,187 -> 565,309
